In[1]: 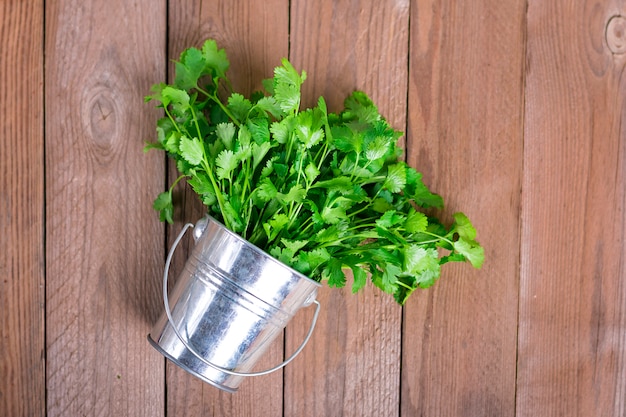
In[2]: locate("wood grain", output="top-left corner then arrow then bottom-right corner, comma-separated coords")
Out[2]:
402,0 -> 525,415
517,1 -> 626,415
44,0 -> 166,415
164,1 -> 289,415
0,2 -> 45,416
2,1 -> 624,415
285,1 -> 409,416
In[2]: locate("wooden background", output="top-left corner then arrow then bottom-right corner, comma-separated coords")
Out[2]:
2,0 -> 625,415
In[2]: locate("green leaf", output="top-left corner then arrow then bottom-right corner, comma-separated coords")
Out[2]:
383,163 -> 407,193
313,225 -> 342,244
405,209 -> 428,234
162,131 -> 181,154
161,86 -> 190,115
372,197 -> 393,213
222,199 -> 244,232
281,239 -> 308,254
256,178 -> 278,201
343,90 -> 380,124
143,141 -> 164,153
351,265 -> 368,293
215,122 -> 236,150
247,116 -> 270,144
274,163 -> 288,178
252,141 -> 272,170
321,196 -> 352,224
333,128 -> 363,154
255,96 -> 283,118
270,116 -> 294,144
453,212 -> 477,240
145,82 -> 167,104
380,263 -> 402,294
294,108 -> 324,148
228,93 -> 252,122
263,213 -> 290,241
273,58 -> 305,113
324,258 -> 346,288
453,238 -> 485,268
305,162 -> 320,183
260,157 -> 277,178
404,246 -> 440,278
364,135 -> 389,161
201,39 -> 229,79
179,136 -> 204,165
415,267 -> 440,289
279,184 -> 306,204
405,168 -> 443,208
297,247 -> 331,274
312,176 -> 353,192
215,149 -> 238,180
174,47 -> 205,90
153,191 -> 173,224
376,210 -> 406,229
187,173 -> 216,206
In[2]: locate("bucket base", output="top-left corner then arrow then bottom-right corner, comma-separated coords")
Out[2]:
147,334 -> 237,393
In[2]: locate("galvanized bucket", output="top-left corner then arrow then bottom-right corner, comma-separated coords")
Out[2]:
148,215 -> 321,393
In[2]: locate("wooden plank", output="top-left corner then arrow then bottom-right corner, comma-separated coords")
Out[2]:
0,2 -> 45,416
401,0 -> 525,415
164,1 -> 289,415
285,2 -> 409,416
44,0 -> 166,415
517,1 -> 626,415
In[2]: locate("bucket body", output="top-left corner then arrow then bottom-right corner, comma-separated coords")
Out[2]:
148,216 -> 320,392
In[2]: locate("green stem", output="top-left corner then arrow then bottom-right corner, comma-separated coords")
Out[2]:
196,85 -> 241,127
420,230 -> 454,246
200,156 -> 230,230
164,107 -> 183,134
169,174 -> 186,193
189,106 -> 203,139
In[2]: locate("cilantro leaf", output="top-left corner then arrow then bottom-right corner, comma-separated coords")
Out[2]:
376,210 -> 406,229
255,96 -> 283,118
228,93 -> 252,122
405,209 -> 428,234
215,149 -> 238,180
453,212 -> 477,240
405,168 -> 444,208
179,136 -> 204,165
404,246 -> 440,280
201,39 -> 229,80
383,163 -> 407,193
324,258 -> 346,288
351,265 -> 368,293
305,162 -> 320,183
343,90 -> 380,124
174,47 -> 205,90
453,238 -> 485,268
153,191 -> 174,224
364,135 -> 389,161
215,122 -> 236,150
273,58 -> 305,113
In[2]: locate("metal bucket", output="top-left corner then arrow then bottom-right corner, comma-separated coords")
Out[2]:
148,215 -> 321,393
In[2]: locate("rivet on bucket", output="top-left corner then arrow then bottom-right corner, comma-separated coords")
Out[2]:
148,216 -> 321,393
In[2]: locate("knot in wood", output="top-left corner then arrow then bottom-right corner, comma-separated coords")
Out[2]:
606,15 -> 626,55
90,94 -> 116,138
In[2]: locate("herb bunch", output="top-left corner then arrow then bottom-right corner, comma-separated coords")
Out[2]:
145,39 -> 484,304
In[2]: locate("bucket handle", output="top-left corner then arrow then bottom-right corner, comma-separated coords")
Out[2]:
162,222 -> 321,377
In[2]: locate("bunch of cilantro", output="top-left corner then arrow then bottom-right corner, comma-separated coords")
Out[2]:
145,39 -> 484,304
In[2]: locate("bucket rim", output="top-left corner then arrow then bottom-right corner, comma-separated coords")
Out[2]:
201,215 -> 322,288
